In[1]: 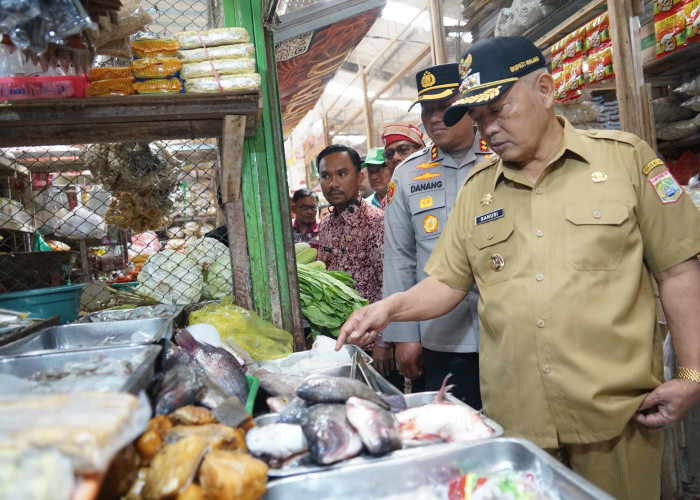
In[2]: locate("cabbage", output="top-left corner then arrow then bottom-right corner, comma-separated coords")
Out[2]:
136,250 -> 203,304
185,237 -> 233,300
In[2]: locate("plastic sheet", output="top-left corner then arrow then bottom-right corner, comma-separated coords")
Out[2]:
189,297 -> 293,361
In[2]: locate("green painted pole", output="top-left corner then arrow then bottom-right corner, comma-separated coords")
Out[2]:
223,0 -> 305,349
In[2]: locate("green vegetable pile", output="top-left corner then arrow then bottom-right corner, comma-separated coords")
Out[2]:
295,243 -> 368,339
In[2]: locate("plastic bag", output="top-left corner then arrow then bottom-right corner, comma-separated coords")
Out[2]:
180,58 -> 255,81
184,73 -> 261,93
54,206 -> 107,239
653,96 -> 696,122
189,297 -> 293,361
178,43 -> 254,63
173,27 -> 249,49
128,231 -> 161,259
656,117 -> 699,140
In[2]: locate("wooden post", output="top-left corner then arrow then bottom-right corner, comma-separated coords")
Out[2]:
359,63 -> 375,149
428,0 -> 446,65
220,114 -> 253,311
79,239 -> 90,283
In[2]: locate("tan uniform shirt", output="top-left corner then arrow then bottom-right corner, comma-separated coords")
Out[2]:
425,118 -> 700,448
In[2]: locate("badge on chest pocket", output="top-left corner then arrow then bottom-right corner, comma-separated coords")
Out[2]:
410,191 -> 446,240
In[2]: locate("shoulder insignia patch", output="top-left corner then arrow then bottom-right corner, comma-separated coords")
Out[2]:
479,138 -> 490,152
430,145 -> 439,160
642,158 -> 665,176
415,160 -> 440,170
386,181 -> 397,205
649,169 -> 683,204
413,171 -> 442,181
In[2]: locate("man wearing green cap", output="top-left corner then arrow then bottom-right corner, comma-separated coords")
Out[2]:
380,62 -> 492,408
362,147 -> 391,209
336,36 -> 700,499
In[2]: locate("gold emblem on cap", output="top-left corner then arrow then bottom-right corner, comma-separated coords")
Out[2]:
421,71 -> 436,89
591,171 -> 608,183
481,193 -> 493,206
490,254 -> 505,272
459,53 -> 473,78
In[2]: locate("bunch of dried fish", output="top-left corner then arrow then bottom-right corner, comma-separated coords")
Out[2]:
112,404 -> 268,500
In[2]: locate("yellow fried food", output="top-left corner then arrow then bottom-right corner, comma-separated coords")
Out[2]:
169,406 -> 216,426
165,424 -> 241,451
199,450 -> 268,500
142,435 -> 207,500
176,483 -> 206,500
135,428 -> 163,466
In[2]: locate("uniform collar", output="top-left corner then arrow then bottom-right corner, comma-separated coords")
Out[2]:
431,136 -> 484,169
492,116 -> 590,189
331,195 -> 367,226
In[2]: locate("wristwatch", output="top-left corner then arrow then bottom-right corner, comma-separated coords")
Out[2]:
676,367 -> 700,384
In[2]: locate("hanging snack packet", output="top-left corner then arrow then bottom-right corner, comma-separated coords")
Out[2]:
131,38 -> 180,59
655,8 -> 687,58
131,57 -> 183,79
551,38 -> 566,71
564,57 -> 585,100
654,0 -> 682,15
563,27 -> 585,63
588,42 -> 614,83
584,11 -> 610,53
684,0 -> 700,43
553,69 -> 566,102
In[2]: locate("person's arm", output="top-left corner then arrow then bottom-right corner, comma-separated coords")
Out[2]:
635,258 -> 700,429
335,277 -> 467,350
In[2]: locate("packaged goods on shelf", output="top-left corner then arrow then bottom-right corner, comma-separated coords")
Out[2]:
131,57 -> 183,79
133,78 -> 183,94
554,100 -> 599,125
686,1 -> 700,43
682,94 -> 700,112
184,73 -> 261,94
179,43 -> 255,63
91,0 -> 153,52
656,117 -> 700,140
174,27 -> 250,49
181,58 -> 256,80
653,96 -> 696,122
85,77 -> 135,97
494,0 -> 548,37
88,66 -> 132,81
131,38 -> 180,59
655,5 -> 687,59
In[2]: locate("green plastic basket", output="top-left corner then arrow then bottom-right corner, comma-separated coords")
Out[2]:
245,375 -> 260,414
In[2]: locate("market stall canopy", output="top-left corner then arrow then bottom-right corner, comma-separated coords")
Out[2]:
271,0 -> 386,135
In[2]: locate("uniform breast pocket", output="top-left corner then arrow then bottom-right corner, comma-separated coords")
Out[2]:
410,191 -> 446,240
564,202 -> 629,271
470,219 -> 515,285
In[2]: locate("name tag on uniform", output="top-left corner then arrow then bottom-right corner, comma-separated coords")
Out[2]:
475,208 -> 504,225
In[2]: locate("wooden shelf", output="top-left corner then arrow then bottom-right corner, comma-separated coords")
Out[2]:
0,91 -> 262,147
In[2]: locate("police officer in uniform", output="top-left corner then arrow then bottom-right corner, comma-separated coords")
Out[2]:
381,63 -> 491,408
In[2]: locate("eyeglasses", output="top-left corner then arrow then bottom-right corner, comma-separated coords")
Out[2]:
298,204 -> 318,212
384,144 -> 417,160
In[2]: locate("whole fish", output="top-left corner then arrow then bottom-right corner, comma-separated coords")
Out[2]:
296,374 -> 405,410
300,404 -> 363,465
396,375 -> 493,444
245,423 -> 308,460
253,369 -> 305,397
278,396 -> 308,424
151,346 -> 206,415
175,328 -> 248,405
345,396 -> 401,456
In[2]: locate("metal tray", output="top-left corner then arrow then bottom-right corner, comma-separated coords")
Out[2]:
76,305 -> 184,324
0,317 -> 173,356
254,390 -> 503,478
0,344 -> 162,395
263,437 -> 615,500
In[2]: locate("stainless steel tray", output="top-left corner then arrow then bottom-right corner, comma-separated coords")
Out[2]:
254,390 -> 503,478
77,305 -> 184,323
0,344 -> 162,395
264,437 -> 615,499
0,317 -> 173,356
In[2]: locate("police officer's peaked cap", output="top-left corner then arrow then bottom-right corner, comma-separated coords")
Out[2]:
408,63 -> 461,111
444,36 -> 547,127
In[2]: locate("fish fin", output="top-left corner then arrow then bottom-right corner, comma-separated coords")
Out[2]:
433,373 -> 454,404
380,394 -> 407,412
174,328 -> 198,351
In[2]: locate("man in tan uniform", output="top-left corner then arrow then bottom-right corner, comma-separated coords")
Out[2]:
335,36 -> 700,500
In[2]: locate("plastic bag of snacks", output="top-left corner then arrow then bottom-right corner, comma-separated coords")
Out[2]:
685,0 -> 700,43
184,74 -> 261,93
587,42 -> 614,83
131,38 -> 180,59
655,2 -> 686,58
174,27 -> 249,49
656,118 -> 699,141
133,78 -> 183,94
180,58 -> 255,80
653,96 -> 696,122
178,43 -> 254,63
131,58 -> 183,79
584,11 -> 610,52
88,67 -> 131,81
85,78 -> 135,97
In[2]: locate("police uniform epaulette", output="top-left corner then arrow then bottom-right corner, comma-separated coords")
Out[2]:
463,155 -> 499,184
584,128 -> 644,147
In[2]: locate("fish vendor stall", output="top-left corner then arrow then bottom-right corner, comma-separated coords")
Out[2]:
0,297 -> 613,500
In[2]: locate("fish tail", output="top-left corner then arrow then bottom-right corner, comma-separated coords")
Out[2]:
434,373 -> 454,403
174,328 -> 198,352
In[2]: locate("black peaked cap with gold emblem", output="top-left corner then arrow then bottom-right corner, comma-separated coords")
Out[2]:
408,63 -> 461,111
443,36 -> 547,126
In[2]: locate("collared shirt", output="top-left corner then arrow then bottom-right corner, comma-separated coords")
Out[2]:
317,197 -> 384,304
381,137 -> 490,352
365,192 -> 383,210
292,219 -> 320,249
425,117 -> 700,447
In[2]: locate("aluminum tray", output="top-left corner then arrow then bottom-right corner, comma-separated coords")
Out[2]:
254,390 -> 502,478
264,437 -> 614,500
0,317 -> 173,356
0,344 -> 162,395
77,305 -> 184,324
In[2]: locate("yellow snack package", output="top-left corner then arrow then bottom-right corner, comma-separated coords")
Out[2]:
131,38 -> 180,59
131,57 -> 183,79
133,78 -> 183,94
88,66 -> 131,82
85,77 -> 135,97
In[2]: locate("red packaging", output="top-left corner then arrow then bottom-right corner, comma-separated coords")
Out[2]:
553,69 -> 566,103
588,42 -> 614,83
551,38 -> 566,71
584,11 -> 611,53
655,7 -> 687,58
684,0 -> 700,43
562,27 -> 585,63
